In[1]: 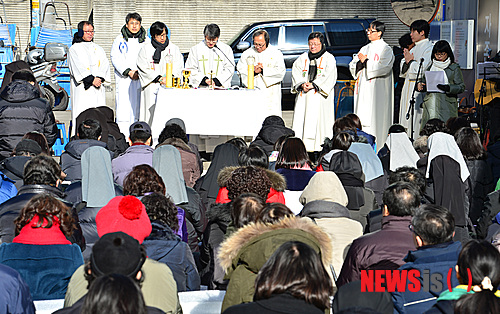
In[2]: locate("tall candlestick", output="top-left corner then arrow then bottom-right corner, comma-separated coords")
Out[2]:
166,62 -> 173,88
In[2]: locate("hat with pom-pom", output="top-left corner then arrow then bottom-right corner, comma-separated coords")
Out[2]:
96,195 -> 152,243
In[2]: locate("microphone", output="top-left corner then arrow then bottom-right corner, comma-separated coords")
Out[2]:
420,58 -> 425,64
214,44 -> 243,88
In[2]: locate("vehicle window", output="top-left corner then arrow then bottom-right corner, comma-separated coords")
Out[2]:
246,27 -> 280,47
326,22 -> 367,46
283,25 -> 325,49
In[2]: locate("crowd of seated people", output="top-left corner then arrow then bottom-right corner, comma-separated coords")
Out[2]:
2,110 -> 500,314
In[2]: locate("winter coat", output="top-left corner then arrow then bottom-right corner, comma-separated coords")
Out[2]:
54,295 -> 165,314
215,166 -> 286,204
299,200 -> 363,280
333,280 -> 394,313
337,215 -> 415,287
392,241 -> 462,314
143,221 -> 200,292
112,144 -> 154,186
487,140 -> 500,184
60,139 -> 111,182
223,293 -> 324,314
0,263 -> 35,313
0,156 -> 31,189
158,138 -> 201,188
424,285 -> 500,314
218,216 -> 333,312
0,171 -> 16,205
465,159 -> 494,224
476,189 -> 500,239
251,116 -> 295,156
0,242 -> 83,300
0,80 -> 58,160
0,184 -> 85,250
420,62 -> 465,129
199,202 -> 231,289
178,186 -> 207,252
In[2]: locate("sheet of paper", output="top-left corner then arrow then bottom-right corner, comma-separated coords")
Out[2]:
425,71 -> 446,93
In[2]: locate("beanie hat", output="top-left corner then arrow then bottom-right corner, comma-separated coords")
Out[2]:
91,231 -> 146,277
96,195 -> 152,243
15,139 -> 42,156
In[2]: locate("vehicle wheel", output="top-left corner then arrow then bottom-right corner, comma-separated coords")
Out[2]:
52,88 -> 69,111
40,85 -> 55,107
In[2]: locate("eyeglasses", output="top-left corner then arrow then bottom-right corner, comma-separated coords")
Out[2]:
435,52 -> 448,57
308,42 -> 322,47
366,28 -> 380,34
408,224 -> 418,235
254,43 -> 266,48
84,30 -> 94,34
205,37 -> 218,43
156,33 -> 167,39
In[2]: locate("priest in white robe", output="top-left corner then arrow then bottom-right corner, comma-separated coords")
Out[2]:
110,13 -> 147,136
137,21 -> 183,125
237,30 -> 285,117
291,32 -> 337,152
68,21 -> 110,132
399,19 -> 433,139
350,21 -> 394,149
186,24 -> 234,88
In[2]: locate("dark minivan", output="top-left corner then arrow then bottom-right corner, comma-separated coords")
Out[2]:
226,19 -> 374,108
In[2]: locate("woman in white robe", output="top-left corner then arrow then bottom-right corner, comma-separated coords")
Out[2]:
110,13 -> 147,136
68,21 -> 110,131
137,21 -> 183,125
350,21 -> 394,149
292,32 -> 337,152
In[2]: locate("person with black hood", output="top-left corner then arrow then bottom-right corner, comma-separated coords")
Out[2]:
0,69 -> 57,160
68,21 -> 110,132
0,139 -> 42,189
60,118 -> 112,182
251,115 -> 294,156
111,13 -> 147,136
137,21 -> 183,125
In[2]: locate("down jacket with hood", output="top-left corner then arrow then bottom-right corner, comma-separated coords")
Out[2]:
218,216 -> 333,312
251,115 -> 295,156
215,166 -> 286,204
60,139 -> 111,182
0,80 -> 58,160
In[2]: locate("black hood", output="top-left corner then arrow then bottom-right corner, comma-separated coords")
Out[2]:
0,156 -> 31,178
0,80 -> 40,103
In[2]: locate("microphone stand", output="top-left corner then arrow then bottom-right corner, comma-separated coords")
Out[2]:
214,44 -> 242,88
406,58 -> 424,141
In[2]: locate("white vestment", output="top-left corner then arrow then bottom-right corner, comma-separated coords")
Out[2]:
68,41 -> 110,130
399,38 -> 433,138
185,41 -> 234,88
237,46 -> 285,117
136,40 -> 184,125
291,51 -> 337,152
110,34 -> 145,136
350,39 -> 394,149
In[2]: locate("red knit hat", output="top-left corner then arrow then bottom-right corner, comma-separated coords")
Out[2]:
96,196 -> 152,243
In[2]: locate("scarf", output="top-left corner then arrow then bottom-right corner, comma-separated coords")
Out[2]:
151,37 -> 169,64
307,44 -> 326,82
121,25 -> 146,43
13,215 -> 71,245
430,58 -> 451,84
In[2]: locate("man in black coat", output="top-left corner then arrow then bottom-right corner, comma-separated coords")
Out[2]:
0,155 -> 85,250
0,70 -> 58,160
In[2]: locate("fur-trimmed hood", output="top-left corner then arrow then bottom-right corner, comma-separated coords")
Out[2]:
218,216 -> 332,274
158,137 -> 193,153
217,166 -> 287,192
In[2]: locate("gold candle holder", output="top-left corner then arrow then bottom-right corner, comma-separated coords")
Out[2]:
182,69 -> 191,89
246,56 -> 255,89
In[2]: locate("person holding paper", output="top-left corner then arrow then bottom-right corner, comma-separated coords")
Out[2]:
291,32 -> 337,152
350,20 -> 394,150
137,22 -> 183,125
237,30 -> 285,117
417,40 -> 465,130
